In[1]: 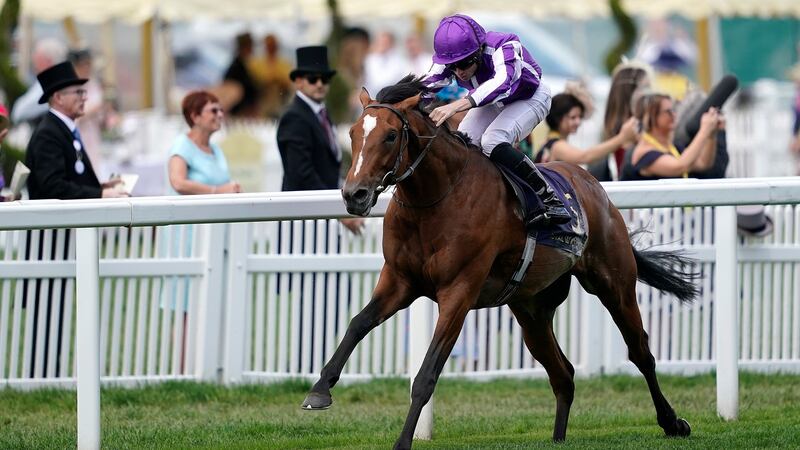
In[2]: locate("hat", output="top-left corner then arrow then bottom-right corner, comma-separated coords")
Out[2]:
289,46 -> 336,81
736,205 -> 774,237
652,47 -> 688,72
37,61 -> 88,104
432,14 -> 486,65
67,47 -> 92,64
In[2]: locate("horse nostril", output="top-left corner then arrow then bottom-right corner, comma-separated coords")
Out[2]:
352,188 -> 369,203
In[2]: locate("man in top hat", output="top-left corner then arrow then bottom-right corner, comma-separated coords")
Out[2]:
276,45 -> 362,234
25,61 -> 125,200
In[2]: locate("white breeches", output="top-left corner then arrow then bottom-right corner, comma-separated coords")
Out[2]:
458,83 -> 552,157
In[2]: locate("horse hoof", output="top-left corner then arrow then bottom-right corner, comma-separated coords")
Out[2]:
665,418 -> 691,437
301,392 -> 332,410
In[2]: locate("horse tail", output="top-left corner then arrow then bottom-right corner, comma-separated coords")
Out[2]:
630,230 -> 700,304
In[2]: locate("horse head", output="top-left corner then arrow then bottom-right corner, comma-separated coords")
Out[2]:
342,86 -> 424,216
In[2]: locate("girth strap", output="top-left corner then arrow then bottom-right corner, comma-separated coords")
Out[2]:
490,232 -> 537,307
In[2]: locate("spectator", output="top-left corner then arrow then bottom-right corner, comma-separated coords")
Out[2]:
363,31 -> 407,96
587,61 -> 652,181
277,45 -> 363,234
167,91 -> 240,195
535,83 -> 638,165
164,90 -> 239,372
405,33 -> 433,76
620,92 -> 721,181
637,19 -> 697,101
0,103 -> 14,201
68,48 -> 106,174
223,32 -> 259,118
25,61 -> 125,200
11,38 -> 67,126
22,61 -> 125,379
328,27 -> 370,124
673,77 -> 735,179
788,56 -> 800,174
248,34 -> 293,119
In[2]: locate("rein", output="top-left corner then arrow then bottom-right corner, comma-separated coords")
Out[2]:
364,103 -> 469,209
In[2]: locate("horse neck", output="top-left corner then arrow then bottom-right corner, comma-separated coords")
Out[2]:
395,127 -> 469,205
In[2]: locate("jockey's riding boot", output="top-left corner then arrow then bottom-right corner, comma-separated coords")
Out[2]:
489,142 -> 571,228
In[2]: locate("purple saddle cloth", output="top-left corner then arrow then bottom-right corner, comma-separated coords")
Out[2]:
496,164 -> 588,256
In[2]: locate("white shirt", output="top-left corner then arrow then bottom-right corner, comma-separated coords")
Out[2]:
49,107 -> 78,133
295,90 -> 325,115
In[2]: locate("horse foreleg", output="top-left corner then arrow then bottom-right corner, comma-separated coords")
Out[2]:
302,267 -> 414,410
394,290 -> 472,450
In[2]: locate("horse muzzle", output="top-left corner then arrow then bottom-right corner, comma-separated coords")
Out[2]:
342,185 -> 378,217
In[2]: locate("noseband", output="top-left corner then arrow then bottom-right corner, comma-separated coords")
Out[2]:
364,103 -> 439,193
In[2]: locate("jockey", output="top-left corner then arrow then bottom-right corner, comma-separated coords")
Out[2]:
422,14 -> 570,228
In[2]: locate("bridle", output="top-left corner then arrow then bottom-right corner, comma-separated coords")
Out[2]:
364,103 -> 439,194
362,103 -> 470,208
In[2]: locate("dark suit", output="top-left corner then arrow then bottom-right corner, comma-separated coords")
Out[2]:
276,96 -> 341,191
25,111 -> 101,200
24,110 -> 101,377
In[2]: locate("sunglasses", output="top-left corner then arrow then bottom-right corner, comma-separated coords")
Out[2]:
659,108 -> 675,117
446,54 -> 479,71
305,74 -> 331,85
62,88 -> 88,97
205,106 -> 224,115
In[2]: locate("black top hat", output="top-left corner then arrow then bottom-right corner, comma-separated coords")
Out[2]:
289,46 -> 336,81
736,205 -> 774,238
37,61 -> 88,104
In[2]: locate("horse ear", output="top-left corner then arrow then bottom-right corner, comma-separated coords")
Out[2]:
396,94 -> 421,111
359,87 -> 372,108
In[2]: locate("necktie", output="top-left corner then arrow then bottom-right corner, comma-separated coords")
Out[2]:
71,128 -> 87,174
72,128 -> 85,151
318,108 -> 341,161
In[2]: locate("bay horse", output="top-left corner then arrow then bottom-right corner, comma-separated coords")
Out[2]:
302,76 -> 696,449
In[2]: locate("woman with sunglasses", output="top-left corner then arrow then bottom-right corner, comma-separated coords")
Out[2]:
620,92 -> 721,181
421,14 -> 570,228
168,90 -> 241,195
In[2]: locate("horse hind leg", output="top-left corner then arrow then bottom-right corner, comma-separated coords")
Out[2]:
575,256 -> 691,438
509,274 -> 575,441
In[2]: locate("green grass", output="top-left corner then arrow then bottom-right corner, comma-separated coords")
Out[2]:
1,373 -> 798,449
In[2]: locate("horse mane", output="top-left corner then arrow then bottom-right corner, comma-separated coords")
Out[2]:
375,75 -> 474,146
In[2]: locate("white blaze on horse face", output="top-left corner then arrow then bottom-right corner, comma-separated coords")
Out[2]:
355,114 -> 377,176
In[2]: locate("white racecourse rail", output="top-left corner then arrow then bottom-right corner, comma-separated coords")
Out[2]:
1,178 -> 800,447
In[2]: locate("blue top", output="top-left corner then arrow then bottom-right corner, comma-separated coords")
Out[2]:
168,133 -> 231,195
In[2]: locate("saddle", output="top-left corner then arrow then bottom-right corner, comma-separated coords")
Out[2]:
495,164 -> 588,256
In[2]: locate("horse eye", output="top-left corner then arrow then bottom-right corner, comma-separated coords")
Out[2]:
385,131 -> 397,143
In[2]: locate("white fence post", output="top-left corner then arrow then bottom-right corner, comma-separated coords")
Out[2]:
715,205 -> 739,420
223,222 -> 251,384
76,228 -> 100,450
409,297 -> 434,440
194,224 -> 228,382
